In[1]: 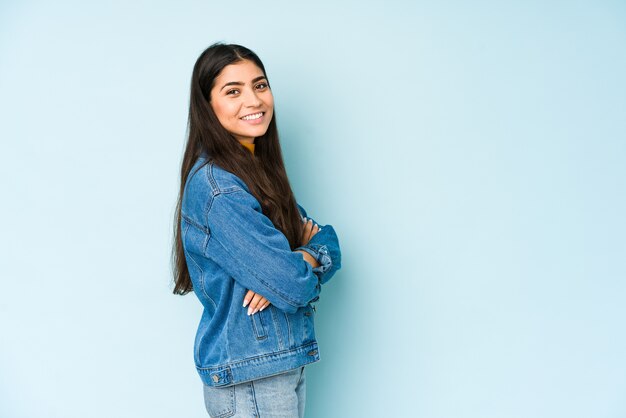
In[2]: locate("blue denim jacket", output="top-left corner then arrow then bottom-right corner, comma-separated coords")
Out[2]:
181,154 -> 342,387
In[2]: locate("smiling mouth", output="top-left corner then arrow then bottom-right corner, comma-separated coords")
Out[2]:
240,112 -> 264,121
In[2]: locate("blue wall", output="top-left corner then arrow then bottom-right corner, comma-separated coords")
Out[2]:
1,1 -> 625,417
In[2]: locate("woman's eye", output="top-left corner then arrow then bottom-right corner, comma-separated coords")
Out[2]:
255,82 -> 268,90
226,89 -> 239,95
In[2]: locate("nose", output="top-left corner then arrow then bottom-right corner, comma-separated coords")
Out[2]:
243,88 -> 262,107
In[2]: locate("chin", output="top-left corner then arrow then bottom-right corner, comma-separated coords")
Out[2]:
241,128 -> 269,138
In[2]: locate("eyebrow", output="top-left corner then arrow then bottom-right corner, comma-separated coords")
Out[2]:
220,76 -> 267,92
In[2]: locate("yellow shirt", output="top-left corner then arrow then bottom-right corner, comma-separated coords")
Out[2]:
239,140 -> 255,154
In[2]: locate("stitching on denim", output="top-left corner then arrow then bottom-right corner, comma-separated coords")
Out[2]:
208,161 -> 248,194
269,306 -> 284,350
298,366 -> 305,385
182,214 -> 210,235
206,160 -> 219,191
186,159 -> 213,226
196,341 -> 318,370
249,381 -> 259,416
181,219 -> 217,309
230,386 -> 237,417
283,311 -> 294,348
182,219 -> 190,237
187,252 -> 216,310
188,159 -> 209,186
183,223 -> 217,366
204,162 -> 247,229
251,311 -> 268,340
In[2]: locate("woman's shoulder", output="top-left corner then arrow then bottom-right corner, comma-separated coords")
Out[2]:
187,155 -> 249,195
182,156 -> 254,224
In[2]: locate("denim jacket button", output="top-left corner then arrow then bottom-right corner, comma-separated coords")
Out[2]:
307,350 -> 318,356
212,374 -> 219,383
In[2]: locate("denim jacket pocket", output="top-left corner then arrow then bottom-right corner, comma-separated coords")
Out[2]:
250,310 -> 268,340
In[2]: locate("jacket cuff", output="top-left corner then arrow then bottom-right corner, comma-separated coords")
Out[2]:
295,243 -> 332,276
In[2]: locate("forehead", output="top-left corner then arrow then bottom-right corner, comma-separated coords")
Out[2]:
215,60 -> 265,82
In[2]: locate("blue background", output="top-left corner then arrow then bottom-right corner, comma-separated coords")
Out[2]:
1,1 -> 625,417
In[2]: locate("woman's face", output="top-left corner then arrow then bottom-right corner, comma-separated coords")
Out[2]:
210,59 -> 274,144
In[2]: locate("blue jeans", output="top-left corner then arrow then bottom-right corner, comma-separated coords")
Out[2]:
203,366 -> 306,417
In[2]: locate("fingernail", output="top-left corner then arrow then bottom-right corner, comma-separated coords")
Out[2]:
247,307 -> 252,315
252,308 -> 259,315
260,305 -> 266,311
243,299 -> 250,308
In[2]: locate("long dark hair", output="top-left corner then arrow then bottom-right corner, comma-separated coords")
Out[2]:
172,42 -> 303,295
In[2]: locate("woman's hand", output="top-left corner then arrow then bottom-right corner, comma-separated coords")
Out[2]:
243,289 -> 270,316
300,217 -> 321,246
297,217 -> 321,268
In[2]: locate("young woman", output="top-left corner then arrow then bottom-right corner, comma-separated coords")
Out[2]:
172,43 -> 342,417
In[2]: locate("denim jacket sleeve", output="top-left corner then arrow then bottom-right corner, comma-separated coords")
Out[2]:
294,203 -> 342,286
203,188 -> 321,314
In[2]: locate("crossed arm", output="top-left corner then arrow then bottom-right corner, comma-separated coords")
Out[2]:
243,216 -> 321,315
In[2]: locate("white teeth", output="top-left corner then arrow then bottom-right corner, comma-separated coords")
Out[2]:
241,112 -> 263,120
